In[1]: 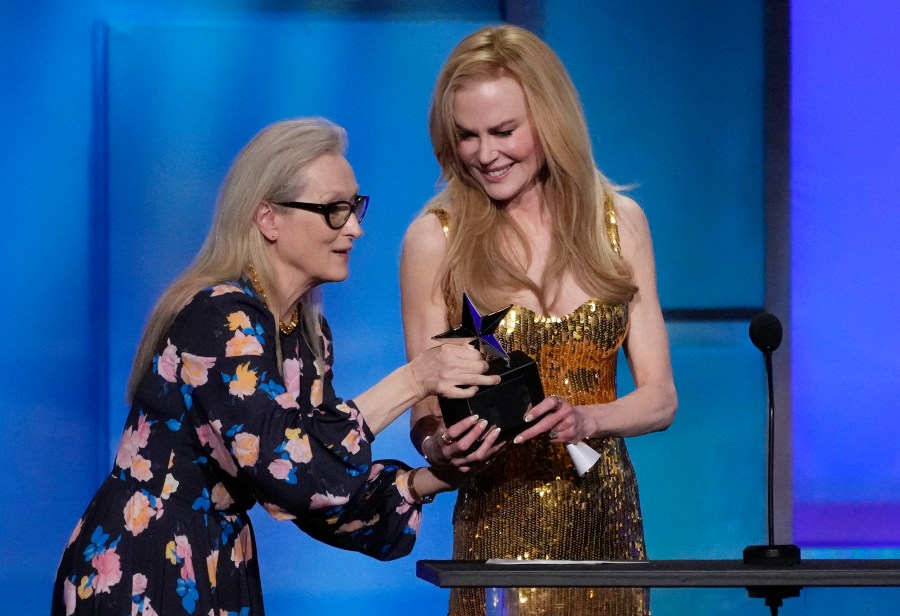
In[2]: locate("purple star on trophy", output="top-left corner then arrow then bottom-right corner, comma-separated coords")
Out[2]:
433,294 -> 512,362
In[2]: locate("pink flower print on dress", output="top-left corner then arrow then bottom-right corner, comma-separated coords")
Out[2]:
160,473 -> 179,500
63,578 -> 76,615
130,455 -> 153,482
392,476 -> 422,533
225,330 -> 264,357
232,432 -> 259,467
174,535 -> 195,581
231,524 -> 254,567
338,514 -> 381,535
67,518 -> 83,548
314,320 -> 332,362
91,548 -> 122,593
341,430 -> 361,455
196,421 -> 238,477
210,283 -> 244,296
206,550 -> 219,588
267,458 -> 293,481
115,413 -> 152,471
157,340 -> 180,383
180,353 -> 216,387
395,499 -> 411,515
132,572 -> 147,596
210,483 -> 234,511
309,379 -> 324,407
283,428 -> 312,464
406,508 -> 422,534
123,491 -> 155,536
134,413 -> 151,447
394,467 -> 416,507
261,501 -> 296,521
309,491 -> 350,510
114,435 -> 138,471
314,356 -> 331,377
282,358 -> 301,398
130,573 -> 158,616
276,358 -> 302,408
337,402 -> 368,441
275,392 -> 300,409
135,604 -> 157,616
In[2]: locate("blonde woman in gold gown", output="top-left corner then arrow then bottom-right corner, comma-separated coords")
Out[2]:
400,25 -> 677,616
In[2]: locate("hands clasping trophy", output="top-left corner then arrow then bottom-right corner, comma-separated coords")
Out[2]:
433,294 -> 601,476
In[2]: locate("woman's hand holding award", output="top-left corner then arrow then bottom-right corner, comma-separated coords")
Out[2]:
432,294 -> 542,441
433,294 -> 601,475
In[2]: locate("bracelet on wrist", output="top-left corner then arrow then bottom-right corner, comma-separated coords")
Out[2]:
406,467 -> 435,505
420,435 -> 432,462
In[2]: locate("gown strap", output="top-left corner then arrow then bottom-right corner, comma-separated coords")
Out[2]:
428,207 -> 451,239
603,192 -> 623,257
426,207 -> 455,322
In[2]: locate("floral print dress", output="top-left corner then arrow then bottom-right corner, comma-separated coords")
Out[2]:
52,279 -> 422,616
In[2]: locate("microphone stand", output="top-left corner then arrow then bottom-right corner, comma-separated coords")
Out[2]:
744,315 -> 802,615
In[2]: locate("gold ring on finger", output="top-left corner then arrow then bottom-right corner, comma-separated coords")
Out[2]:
440,432 -> 454,446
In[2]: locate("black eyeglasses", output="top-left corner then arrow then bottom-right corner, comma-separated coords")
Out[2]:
273,194 -> 369,230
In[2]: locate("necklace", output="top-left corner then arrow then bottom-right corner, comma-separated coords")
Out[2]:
245,264 -> 300,336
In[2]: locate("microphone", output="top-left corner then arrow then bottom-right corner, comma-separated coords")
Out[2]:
743,313 -> 801,615
749,312 -> 783,355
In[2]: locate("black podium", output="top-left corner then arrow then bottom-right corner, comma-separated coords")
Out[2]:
417,559 -> 900,614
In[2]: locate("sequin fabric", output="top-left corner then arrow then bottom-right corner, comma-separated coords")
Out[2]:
450,301 -> 650,616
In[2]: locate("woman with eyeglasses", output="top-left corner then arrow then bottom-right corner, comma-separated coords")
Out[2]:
52,117 -> 501,616
400,26 -> 677,615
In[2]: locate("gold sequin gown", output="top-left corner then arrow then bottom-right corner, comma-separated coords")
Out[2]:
449,299 -> 649,615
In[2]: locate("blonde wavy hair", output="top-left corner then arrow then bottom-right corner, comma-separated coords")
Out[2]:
126,118 -> 346,401
427,25 -> 636,318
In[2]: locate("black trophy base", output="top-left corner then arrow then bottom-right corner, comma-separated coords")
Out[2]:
439,350 -> 544,441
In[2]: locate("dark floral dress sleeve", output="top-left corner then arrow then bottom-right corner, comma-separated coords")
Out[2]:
160,282 -> 420,561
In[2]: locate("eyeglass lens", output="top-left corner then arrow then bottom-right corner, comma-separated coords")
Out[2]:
330,196 -> 367,227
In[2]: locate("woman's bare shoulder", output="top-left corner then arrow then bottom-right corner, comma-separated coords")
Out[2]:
402,209 -> 450,258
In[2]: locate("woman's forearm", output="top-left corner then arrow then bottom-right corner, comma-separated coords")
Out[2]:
586,380 -> 677,438
406,466 -> 458,503
353,364 -> 424,435
354,345 -> 497,435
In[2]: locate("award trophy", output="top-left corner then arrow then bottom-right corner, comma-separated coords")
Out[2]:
432,294 -> 543,441
433,294 -> 602,475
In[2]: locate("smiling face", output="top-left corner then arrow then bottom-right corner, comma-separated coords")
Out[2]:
452,75 -> 544,206
272,152 -> 363,291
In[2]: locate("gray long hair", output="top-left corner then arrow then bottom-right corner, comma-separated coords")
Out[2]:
127,117 -> 347,401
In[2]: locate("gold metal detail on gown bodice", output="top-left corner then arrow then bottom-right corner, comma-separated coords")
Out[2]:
450,300 -> 650,616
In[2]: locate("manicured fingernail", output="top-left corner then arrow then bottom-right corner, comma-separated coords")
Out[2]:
524,414 -> 532,422
514,436 -> 522,444
479,419 -> 489,429
470,415 -> 480,422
